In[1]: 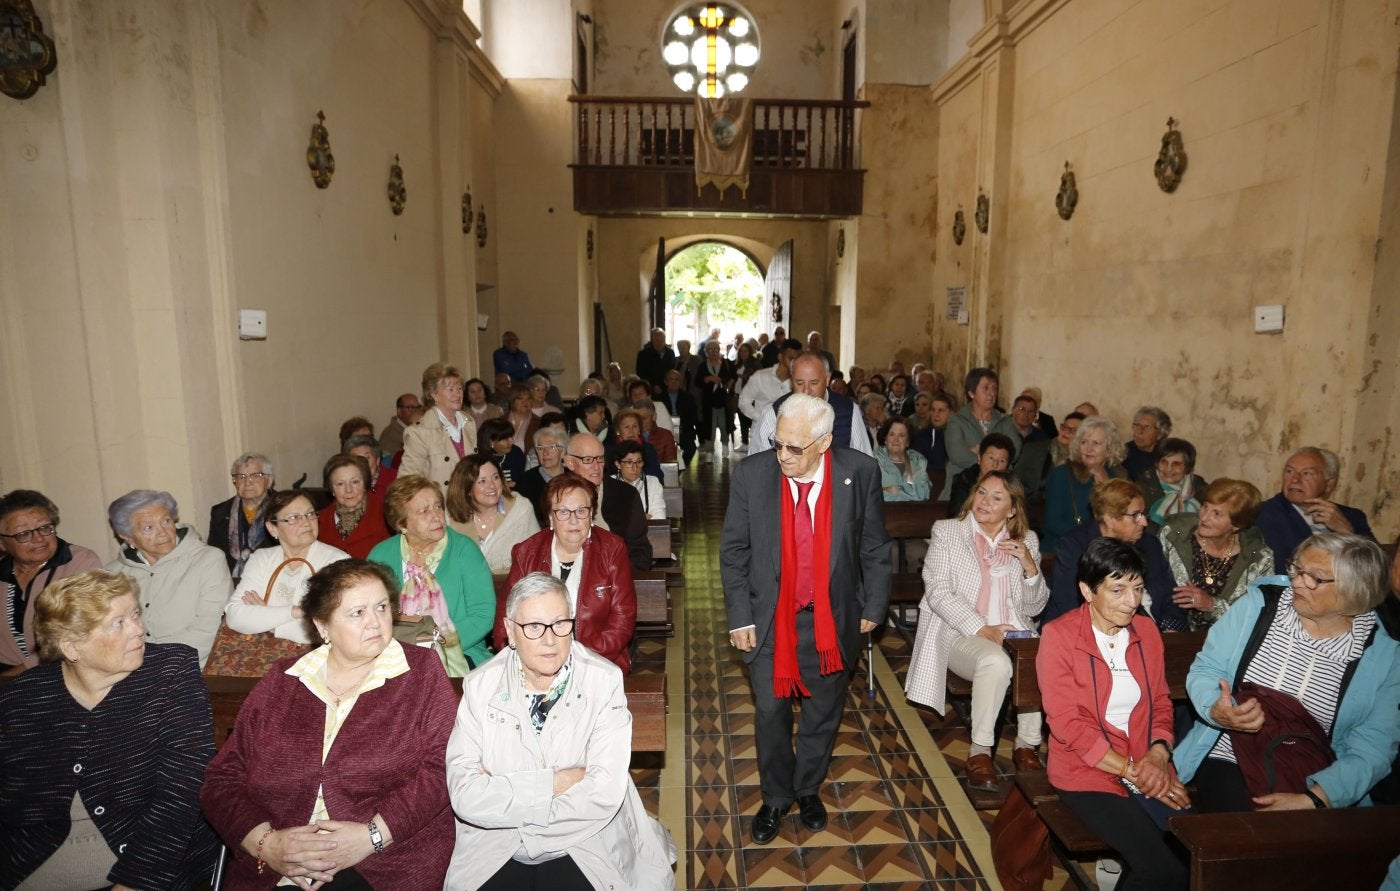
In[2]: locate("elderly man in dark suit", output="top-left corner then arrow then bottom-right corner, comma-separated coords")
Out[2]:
1256,446 -> 1373,574
721,393 -> 891,845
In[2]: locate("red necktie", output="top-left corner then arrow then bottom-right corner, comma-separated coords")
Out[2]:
794,480 -> 815,609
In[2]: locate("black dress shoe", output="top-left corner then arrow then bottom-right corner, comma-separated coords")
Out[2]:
797,793 -> 828,831
750,803 -> 789,845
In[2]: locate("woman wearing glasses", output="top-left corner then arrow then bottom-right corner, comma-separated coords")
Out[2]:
612,441 -> 666,521
447,573 -> 675,890
1043,416 -> 1128,554
517,426 -> 567,526
369,475 -> 495,675
1174,533 -> 1400,813
0,489 -> 103,673
226,490 -> 350,643
1040,479 -> 1187,632
207,452 -> 279,580
499,476 -> 637,673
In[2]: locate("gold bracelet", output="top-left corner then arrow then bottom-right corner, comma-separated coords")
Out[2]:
1120,756 -> 1133,778
255,828 -> 275,875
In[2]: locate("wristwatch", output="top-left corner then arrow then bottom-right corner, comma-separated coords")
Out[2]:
367,819 -> 384,854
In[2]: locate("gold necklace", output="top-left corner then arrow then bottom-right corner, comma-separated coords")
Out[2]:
326,662 -> 375,707
1196,533 -> 1238,586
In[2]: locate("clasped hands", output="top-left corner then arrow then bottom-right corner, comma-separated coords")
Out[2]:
1124,747 -> 1190,810
247,819 -> 379,890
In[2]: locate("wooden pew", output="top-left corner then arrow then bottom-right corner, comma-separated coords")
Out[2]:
659,462 -> 679,488
634,570 -> 673,638
207,671 -> 668,753
996,630 -> 1207,887
1169,807 -> 1400,890
882,500 -> 949,624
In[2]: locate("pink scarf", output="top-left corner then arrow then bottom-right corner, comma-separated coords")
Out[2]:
972,524 -> 1019,622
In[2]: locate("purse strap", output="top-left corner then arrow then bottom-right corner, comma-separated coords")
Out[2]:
263,557 -> 316,604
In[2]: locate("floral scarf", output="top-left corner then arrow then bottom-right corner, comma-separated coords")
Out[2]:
334,499 -> 367,538
1149,476 -> 1200,525
521,653 -> 574,734
398,535 -> 467,676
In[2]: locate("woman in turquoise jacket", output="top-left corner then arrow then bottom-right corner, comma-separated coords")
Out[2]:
369,475 -> 495,673
1174,534 -> 1400,811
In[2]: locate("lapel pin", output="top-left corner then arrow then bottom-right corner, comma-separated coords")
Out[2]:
843,478 -> 851,485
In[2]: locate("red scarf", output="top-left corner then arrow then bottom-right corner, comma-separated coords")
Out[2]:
774,452 -> 842,697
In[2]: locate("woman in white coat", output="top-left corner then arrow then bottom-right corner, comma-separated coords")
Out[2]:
445,572 -> 675,891
904,470 -> 1049,792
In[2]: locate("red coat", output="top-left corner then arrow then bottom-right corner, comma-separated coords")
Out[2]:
1037,606 -> 1175,796
317,493 -> 391,560
646,426 -> 677,463
498,528 -> 637,673
201,644 -> 457,889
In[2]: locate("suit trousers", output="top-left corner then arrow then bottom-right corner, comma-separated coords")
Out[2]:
748,610 -> 852,809
946,634 -> 1043,749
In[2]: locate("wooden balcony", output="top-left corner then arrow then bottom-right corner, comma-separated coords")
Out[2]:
569,95 -> 868,219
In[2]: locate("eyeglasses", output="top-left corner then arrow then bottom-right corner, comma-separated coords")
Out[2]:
1286,562 -> 1336,590
1124,511 -> 1148,523
0,523 -> 56,542
510,618 -> 575,640
273,511 -> 317,526
232,472 -> 270,483
769,437 -> 819,457
537,444 -> 564,453
551,506 -> 593,522
567,453 -> 607,465
618,458 -> 645,467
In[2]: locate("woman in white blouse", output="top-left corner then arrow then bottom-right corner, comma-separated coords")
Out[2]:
445,454 -> 539,575
904,470 -> 1048,792
613,440 -> 666,521
226,490 -> 349,643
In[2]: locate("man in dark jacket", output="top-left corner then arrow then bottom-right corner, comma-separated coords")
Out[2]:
635,327 -> 676,395
563,433 -> 652,574
1256,446 -> 1373,574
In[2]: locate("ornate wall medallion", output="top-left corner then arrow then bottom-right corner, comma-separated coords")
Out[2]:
836,226 -> 845,258
476,207 -> 487,247
975,191 -> 989,234
1056,162 -> 1078,221
1154,117 -> 1187,193
461,190 -> 473,233
387,154 -> 406,215
952,207 -> 966,245
306,110 -> 334,189
586,228 -> 594,259
0,0 -> 57,100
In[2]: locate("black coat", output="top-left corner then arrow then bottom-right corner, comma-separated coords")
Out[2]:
600,476 -> 653,575
207,494 -> 279,578
634,344 -> 676,394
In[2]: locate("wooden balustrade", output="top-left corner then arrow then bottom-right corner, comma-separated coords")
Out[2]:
568,95 -> 869,217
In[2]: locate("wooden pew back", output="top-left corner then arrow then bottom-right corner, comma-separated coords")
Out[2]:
1004,629 -> 1207,711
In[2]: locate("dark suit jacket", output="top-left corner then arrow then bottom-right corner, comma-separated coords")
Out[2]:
600,475 -> 653,574
661,389 -> 699,437
720,446 -> 892,668
1255,491 -> 1373,574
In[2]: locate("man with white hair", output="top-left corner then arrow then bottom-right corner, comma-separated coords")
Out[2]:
750,352 -> 871,456
1255,446 -> 1374,574
722,393 -> 890,845
805,330 -> 837,377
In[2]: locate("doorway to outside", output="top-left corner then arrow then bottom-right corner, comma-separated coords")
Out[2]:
663,242 -> 765,350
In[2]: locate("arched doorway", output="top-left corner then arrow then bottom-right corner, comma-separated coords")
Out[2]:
662,241 -> 765,350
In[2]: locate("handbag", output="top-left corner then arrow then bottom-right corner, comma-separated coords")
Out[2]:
203,557 -> 315,677
990,782 -> 1052,891
1229,680 -> 1335,804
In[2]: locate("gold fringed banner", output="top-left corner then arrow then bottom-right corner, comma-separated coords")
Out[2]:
695,97 -> 753,197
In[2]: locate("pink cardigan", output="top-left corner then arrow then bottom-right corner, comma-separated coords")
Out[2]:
201,643 -> 457,889
1037,606 -> 1175,796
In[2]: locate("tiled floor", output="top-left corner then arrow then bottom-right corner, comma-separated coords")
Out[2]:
648,448 -> 1015,890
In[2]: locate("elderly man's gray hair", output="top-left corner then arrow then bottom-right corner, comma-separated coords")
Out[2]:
505,572 -> 572,620
231,452 -> 274,477
532,426 -> 563,448
1291,446 -> 1340,481
107,490 -> 180,538
777,393 -> 835,439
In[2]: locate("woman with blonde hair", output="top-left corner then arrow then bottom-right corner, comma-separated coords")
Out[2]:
904,470 -> 1049,791
446,455 -> 539,575
402,362 -> 477,489
1043,415 -> 1128,553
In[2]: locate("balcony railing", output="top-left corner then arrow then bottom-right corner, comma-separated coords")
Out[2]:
569,95 -> 869,217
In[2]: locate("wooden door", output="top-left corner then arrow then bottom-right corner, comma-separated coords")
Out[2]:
765,239 -> 792,333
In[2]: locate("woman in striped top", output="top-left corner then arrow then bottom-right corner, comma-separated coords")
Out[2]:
1174,533 -> 1400,812
0,570 -> 218,889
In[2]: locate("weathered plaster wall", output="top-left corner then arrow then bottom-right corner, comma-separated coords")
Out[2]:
929,0 -> 1400,535
0,0 -> 486,553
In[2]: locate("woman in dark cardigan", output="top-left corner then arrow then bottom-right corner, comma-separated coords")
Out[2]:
0,570 -> 218,890
202,560 -> 457,890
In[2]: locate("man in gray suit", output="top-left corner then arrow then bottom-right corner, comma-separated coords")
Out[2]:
721,393 -> 891,845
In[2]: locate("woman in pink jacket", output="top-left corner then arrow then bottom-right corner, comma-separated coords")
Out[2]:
1037,537 -> 1189,889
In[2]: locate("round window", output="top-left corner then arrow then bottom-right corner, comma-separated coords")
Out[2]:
662,4 -> 760,98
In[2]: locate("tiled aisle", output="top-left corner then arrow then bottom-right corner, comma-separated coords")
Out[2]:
653,450 -> 1002,890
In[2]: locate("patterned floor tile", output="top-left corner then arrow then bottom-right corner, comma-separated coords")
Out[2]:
916,839 -> 983,881
689,848 -> 743,889
831,778 -> 898,811
905,805 -> 964,843
796,844 -> 865,885
740,845 -> 806,886
688,814 -> 739,852
843,806 -> 914,844
855,842 -> 927,883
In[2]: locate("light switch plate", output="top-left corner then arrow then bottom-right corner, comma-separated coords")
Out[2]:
1254,305 -> 1284,334
239,309 -> 267,340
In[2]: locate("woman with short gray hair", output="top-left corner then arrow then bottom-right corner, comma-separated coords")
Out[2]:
106,489 -> 231,666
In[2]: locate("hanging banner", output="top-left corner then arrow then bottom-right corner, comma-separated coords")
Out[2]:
694,97 -> 753,197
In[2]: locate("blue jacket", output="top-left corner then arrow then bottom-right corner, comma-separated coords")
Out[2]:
1255,492 -> 1374,575
1174,578 -> 1400,807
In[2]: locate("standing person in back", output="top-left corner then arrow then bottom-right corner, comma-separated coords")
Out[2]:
721,394 -> 890,845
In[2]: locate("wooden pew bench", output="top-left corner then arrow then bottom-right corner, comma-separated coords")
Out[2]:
634,570 -> 674,640
996,631 -> 1207,888
882,500 -> 949,626
1169,806 -> 1400,890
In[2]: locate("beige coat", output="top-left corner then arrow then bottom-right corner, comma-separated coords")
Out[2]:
106,524 -> 231,667
401,411 -> 478,489
903,513 -> 1048,714
444,643 -> 676,890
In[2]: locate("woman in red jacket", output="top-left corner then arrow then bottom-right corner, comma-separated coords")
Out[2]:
498,475 -> 637,673
1037,537 -> 1190,890
317,454 -> 391,560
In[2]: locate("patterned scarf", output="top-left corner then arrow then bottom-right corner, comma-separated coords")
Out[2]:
399,535 -> 467,675
227,497 -> 271,577
1149,476 -> 1200,525
972,523 -> 1020,622
774,452 -> 841,698
334,499 -> 367,537
522,653 -> 574,734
